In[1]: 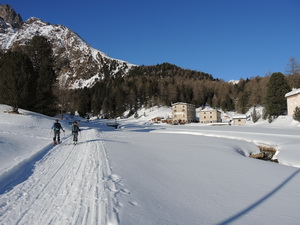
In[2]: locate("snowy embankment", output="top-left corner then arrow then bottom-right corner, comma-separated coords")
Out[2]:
0,105 -> 119,224
1,104 -> 300,225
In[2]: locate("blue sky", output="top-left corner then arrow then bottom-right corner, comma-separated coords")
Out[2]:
4,0 -> 300,81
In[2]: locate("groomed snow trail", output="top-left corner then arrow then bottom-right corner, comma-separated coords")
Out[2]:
0,128 -> 119,225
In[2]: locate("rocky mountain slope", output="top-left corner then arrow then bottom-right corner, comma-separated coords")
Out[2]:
0,4 -> 134,88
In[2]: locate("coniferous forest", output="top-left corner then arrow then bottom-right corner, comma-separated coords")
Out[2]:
1,36 -> 300,121
0,36 -> 57,115
74,63 -> 300,120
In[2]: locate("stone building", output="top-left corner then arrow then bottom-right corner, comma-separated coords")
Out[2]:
199,108 -> 222,124
172,102 -> 196,124
285,88 -> 300,116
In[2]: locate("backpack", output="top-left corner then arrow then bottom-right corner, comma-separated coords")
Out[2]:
72,123 -> 79,132
54,122 -> 61,131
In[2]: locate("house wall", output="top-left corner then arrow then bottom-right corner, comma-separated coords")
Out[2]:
233,118 -> 246,125
172,103 -> 196,123
287,94 -> 300,116
199,109 -> 221,123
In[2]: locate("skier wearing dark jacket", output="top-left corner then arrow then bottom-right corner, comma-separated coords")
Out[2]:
51,119 -> 65,144
72,121 -> 80,144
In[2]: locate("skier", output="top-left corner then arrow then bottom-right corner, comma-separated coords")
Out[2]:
51,119 -> 65,144
71,121 -> 80,145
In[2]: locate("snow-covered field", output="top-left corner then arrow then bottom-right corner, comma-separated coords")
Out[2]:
1,104 -> 300,225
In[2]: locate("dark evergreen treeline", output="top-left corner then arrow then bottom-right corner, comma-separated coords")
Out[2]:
0,36 -> 57,115
74,62 -> 300,120
128,63 -> 214,80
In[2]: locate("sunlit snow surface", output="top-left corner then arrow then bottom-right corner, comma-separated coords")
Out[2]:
1,104 -> 300,225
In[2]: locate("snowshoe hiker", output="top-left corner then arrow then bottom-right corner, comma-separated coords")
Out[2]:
71,121 -> 80,145
51,119 -> 65,144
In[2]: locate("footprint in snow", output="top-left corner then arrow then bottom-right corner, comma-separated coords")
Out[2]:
120,188 -> 130,194
109,174 -> 121,183
129,201 -> 138,206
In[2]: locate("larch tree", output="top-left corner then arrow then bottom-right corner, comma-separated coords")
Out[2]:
265,72 -> 290,119
286,57 -> 300,75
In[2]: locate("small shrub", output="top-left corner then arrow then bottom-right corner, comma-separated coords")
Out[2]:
268,115 -> 273,123
251,107 -> 261,123
293,106 -> 300,122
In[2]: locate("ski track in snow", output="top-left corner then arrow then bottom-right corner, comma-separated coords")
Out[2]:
152,128 -> 300,147
0,128 -> 120,225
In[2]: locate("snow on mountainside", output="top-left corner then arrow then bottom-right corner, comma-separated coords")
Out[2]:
0,4 -> 135,88
228,79 -> 240,84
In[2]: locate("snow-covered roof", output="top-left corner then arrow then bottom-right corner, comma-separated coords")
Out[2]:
200,107 -> 220,112
285,88 -> 300,98
171,102 -> 195,106
232,115 -> 247,119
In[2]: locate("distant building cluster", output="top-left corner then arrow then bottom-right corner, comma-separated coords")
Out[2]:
150,89 -> 300,126
171,102 -> 250,125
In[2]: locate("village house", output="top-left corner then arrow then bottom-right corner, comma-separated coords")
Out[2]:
151,117 -> 163,123
199,108 -> 222,124
285,88 -> 300,116
172,102 -> 196,124
232,115 -> 247,125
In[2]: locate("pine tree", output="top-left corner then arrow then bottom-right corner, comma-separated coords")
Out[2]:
237,91 -> 249,114
265,72 -> 290,119
114,88 -> 125,118
77,87 -> 91,117
27,36 -> 57,116
0,51 -> 36,113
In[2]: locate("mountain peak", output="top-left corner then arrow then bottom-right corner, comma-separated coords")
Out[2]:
0,4 -> 134,88
0,4 -> 23,29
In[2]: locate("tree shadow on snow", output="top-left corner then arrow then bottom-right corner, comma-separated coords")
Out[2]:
216,168 -> 300,225
0,143 -> 55,195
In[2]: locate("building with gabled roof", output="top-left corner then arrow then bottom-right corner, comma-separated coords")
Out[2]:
285,88 -> 300,116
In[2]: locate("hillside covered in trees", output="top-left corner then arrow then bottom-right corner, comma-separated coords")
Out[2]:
74,61 -> 300,120
1,34 -> 300,121
0,36 -> 57,115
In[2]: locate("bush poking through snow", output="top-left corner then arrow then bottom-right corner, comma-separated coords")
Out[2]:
293,106 -> 300,122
